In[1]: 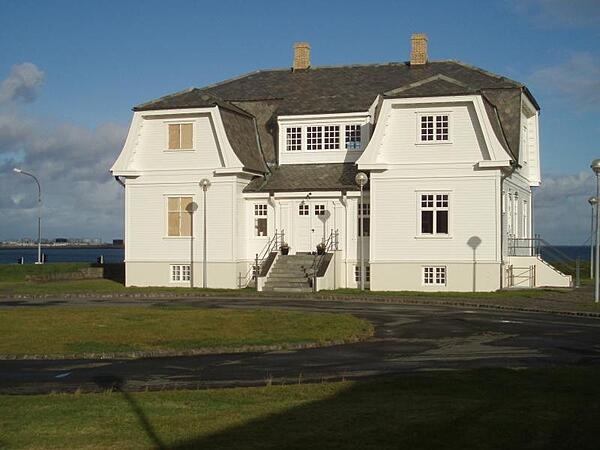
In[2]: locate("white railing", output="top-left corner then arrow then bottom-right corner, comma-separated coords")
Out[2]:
238,230 -> 285,288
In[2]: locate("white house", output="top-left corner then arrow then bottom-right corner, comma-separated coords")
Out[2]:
111,35 -> 571,292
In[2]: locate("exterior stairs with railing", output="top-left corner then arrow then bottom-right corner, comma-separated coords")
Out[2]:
261,254 -> 314,292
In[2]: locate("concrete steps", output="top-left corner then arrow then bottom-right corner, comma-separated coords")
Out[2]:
262,254 -> 315,292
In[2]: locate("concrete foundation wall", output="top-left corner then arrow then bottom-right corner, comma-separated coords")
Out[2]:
371,261 -> 501,292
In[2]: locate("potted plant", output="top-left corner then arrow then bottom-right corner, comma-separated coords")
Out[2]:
280,242 -> 290,255
316,242 -> 326,255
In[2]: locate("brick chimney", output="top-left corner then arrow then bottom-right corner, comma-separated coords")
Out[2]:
410,33 -> 428,66
293,42 -> 311,71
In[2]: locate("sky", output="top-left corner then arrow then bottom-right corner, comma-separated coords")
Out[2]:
0,0 -> 599,244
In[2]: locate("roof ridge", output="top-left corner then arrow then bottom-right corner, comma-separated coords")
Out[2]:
446,60 -> 523,87
134,87 -> 196,110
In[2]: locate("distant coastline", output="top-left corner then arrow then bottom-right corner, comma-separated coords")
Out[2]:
0,244 -> 124,250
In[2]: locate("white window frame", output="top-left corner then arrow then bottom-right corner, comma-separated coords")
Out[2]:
281,121 -> 366,153
416,112 -> 451,144
314,204 -> 326,216
166,122 -> 194,151
165,195 -> 194,238
254,203 -> 268,237
417,192 -> 450,237
170,264 -> 191,282
358,201 -> 370,237
286,126 -> 302,151
354,265 -> 371,283
298,203 -> 309,216
423,266 -> 446,286
345,124 -> 362,150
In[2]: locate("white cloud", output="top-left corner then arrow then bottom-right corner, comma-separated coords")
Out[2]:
534,171 -> 597,244
0,63 -> 127,241
0,63 -> 44,105
530,53 -> 600,110
511,0 -> 600,27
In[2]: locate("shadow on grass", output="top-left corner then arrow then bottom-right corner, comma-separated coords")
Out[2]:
93,374 -> 166,450
165,368 -> 600,450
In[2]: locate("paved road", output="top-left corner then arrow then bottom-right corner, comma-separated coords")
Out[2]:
1,297 -> 600,394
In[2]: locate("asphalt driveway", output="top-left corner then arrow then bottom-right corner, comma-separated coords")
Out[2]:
1,297 -> 600,394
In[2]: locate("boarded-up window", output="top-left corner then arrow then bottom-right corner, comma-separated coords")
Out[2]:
168,196 -> 193,236
168,123 -> 193,150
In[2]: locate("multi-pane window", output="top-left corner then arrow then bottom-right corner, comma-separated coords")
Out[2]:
167,196 -> 193,236
420,115 -> 449,142
354,265 -> 371,282
358,202 -> 370,237
299,203 -> 309,215
168,123 -> 193,150
307,126 -> 323,150
314,204 -> 326,216
254,204 -> 268,236
420,194 -> 449,235
286,127 -> 302,151
171,264 -> 191,282
345,124 -> 362,150
423,266 -> 446,285
323,125 -> 340,150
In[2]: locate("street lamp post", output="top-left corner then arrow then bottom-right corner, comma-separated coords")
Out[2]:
13,168 -> 42,264
199,178 -> 211,288
355,172 -> 368,291
589,196 -> 597,279
591,159 -> 600,303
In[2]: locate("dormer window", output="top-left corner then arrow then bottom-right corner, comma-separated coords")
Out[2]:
168,123 -> 193,150
286,127 -> 302,151
419,114 -> 449,142
345,124 -> 361,150
307,126 -> 323,150
286,123 -> 364,152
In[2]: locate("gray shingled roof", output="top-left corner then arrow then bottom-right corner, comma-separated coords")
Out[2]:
244,163 -> 363,193
134,60 -> 538,176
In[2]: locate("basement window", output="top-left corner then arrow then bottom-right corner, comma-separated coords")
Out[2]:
171,264 -> 191,282
423,266 -> 446,285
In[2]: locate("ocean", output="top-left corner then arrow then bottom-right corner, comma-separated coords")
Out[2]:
0,247 -> 124,264
0,245 -> 589,265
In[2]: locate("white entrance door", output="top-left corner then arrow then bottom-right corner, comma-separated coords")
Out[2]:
293,201 -> 332,253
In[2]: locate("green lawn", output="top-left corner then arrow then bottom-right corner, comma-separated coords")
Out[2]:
1,367 -> 599,449
0,307 -> 373,358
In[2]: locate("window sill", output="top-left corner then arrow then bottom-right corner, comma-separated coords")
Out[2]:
163,149 -> 195,153
414,235 -> 453,240
415,141 -> 453,146
163,236 -> 192,240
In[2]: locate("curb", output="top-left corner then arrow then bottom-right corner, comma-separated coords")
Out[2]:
2,290 -> 600,319
0,336 -> 368,361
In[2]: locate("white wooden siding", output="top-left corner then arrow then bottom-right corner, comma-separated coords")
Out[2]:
379,103 -> 489,164
370,172 -> 499,263
126,181 -> 235,263
135,114 -> 223,171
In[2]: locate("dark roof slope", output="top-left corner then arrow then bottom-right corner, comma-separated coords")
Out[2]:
135,61 -> 528,115
219,106 -> 267,173
244,163 -> 362,193
135,60 -> 537,166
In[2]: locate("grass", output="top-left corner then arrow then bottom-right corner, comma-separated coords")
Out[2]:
0,262 -> 92,282
0,307 -> 373,357
1,367 -> 600,449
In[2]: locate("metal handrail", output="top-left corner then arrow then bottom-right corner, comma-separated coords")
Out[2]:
309,229 -> 339,291
238,229 -> 285,288
508,235 -> 579,286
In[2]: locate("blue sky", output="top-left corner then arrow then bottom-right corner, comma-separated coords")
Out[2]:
0,0 -> 599,244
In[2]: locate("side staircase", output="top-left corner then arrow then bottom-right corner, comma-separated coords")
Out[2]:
262,254 -> 314,292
